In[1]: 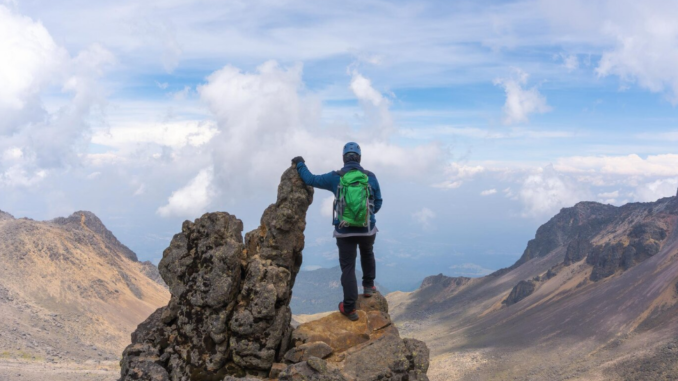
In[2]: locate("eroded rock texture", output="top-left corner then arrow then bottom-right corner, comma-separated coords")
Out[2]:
288,293 -> 430,381
119,166 -> 313,380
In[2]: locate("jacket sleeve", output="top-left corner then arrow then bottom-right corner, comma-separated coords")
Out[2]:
296,162 -> 335,192
372,176 -> 383,214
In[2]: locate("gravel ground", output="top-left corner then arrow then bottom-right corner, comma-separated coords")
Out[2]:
0,360 -> 118,381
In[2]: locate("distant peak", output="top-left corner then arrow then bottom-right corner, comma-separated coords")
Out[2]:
420,273 -> 470,289
51,210 -> 139,262
0,210 -> 15,221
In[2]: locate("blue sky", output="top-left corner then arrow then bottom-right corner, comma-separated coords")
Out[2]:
2,0 -> 678,290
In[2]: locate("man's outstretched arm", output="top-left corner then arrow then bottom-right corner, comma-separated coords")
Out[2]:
293,157 -> 335,192
372,176 -> 383,214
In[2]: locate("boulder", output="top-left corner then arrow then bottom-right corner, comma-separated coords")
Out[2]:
279,357 -> 346,381
356,292 -> 389,314
293,311 -> 371,353
292,296 -> 429,380
503,280 -> 536,306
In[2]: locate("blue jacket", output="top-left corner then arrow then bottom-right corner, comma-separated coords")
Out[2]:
296,161 -> 383,235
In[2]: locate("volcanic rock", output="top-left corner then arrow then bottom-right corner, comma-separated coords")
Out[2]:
503,280 -> 536,306
291,292 -> 429,380
119,166 -> 314,380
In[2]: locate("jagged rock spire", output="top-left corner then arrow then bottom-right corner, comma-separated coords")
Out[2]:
119,165 -> 314,379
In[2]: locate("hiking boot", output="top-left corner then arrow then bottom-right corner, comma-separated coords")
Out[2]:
363,286 -> 377,297
338,302 -> 359,321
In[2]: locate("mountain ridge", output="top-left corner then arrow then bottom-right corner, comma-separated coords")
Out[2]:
389,191 -> 678,380
0,208 -> 169,363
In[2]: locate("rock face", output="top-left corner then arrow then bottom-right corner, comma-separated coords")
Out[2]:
120,166 -> 314,380
120,165 -> 430,380
503,280 -> 536,306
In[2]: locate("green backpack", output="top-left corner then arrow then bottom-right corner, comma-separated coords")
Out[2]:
334,170 -> 372,228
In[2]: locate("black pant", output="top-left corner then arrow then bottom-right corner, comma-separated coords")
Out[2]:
336,234 -> 376,312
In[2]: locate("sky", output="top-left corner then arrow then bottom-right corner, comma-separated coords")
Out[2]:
2,0 -> 678,290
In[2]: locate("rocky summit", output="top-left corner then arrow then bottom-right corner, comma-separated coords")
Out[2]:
119,165 -> 431,380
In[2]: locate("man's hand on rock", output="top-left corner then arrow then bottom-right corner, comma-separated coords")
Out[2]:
291,156 -> 305,165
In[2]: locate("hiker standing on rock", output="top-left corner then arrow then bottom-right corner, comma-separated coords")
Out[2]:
292,142 -> 383,321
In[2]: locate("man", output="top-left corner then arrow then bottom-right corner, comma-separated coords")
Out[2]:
292,142 -> 382,321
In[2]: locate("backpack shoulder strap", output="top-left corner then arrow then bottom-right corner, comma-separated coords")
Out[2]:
335,168 -> 367,176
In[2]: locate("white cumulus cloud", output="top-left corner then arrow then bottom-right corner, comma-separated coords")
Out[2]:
321,195 -> 335,218
635,178 -> 678,202
480,189 -> 497,196
494,69 -> 551,125
0,5 -> 113,187
157,167 -> 215,218
519,165 -> 590,218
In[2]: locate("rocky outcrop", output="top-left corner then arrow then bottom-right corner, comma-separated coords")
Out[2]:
120,165 -> 430,381
288,293 -> 429,381
0,210 -> 14,221
503,280 -> 536,306
491,202 -> 618,277
587,221 -> 668,281
420,274 -> 470,290
563,237 -> 593,265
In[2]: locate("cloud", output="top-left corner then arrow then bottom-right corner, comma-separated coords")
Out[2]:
433,163 -> 485,189
597,190 -> 619,199
635,178 -> 678,202
480,189 -> 497,196
349,69 -> 393,139
449,263 -> 493,277
92,120 -> 218,150
494,69 -> 551,125
593,1 -> 678,103
321,195 -> 335,218
196,60 -> 444,196
413,207 -> 436,230
519,165 -> 590,217
560,54 -> 579,72
157,167 -> 215,218
0,5 -> 113,187
555,154 -> 678,177
302,265 -> 323,271
0,5 -> 66,116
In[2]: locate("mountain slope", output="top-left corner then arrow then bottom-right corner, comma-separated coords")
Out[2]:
389,192 -> 678,380
0,210 -> 169,362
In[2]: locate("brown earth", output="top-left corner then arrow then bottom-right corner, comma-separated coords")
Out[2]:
0,210 -> 169,367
